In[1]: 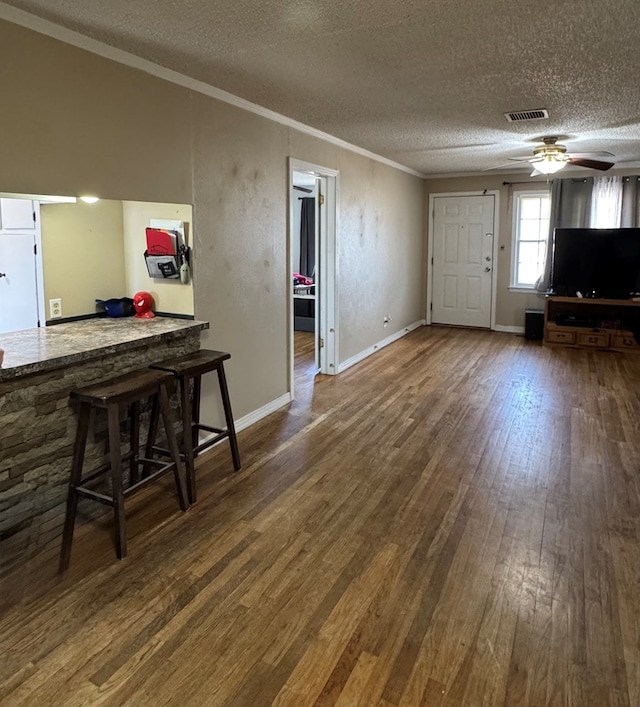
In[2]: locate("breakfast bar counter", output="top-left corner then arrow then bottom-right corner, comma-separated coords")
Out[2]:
0,317 -> 208,380
0,317 -> 209,577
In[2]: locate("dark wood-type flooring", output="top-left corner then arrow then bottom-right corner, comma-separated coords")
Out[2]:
1,326 -> 638,706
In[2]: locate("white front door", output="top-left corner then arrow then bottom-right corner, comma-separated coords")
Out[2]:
431,195 -> 495,328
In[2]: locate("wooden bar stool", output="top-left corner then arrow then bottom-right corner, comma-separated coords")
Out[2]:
59,368 -> 189,571
148,349 -> 241,504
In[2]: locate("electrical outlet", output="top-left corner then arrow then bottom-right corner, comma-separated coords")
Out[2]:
49,298 -> 62,319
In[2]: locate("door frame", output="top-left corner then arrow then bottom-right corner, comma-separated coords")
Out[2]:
426,190 -> 500,330
33,201 -> 44,326
289,158 -> 339,398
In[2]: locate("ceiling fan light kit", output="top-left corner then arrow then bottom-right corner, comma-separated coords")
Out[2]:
532,155 -> 567,175
489,136 -> 616,175
531,138 -> 567,174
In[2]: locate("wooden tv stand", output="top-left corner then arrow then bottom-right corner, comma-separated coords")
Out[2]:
543,296 -> 640,353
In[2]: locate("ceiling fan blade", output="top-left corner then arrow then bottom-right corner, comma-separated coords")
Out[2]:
567,157 -> 614,171
482,158 -> 536,171
481,162 -> 521,171
569,151 -> 615,158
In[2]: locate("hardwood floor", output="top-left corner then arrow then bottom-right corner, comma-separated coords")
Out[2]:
1,326 -> 638,706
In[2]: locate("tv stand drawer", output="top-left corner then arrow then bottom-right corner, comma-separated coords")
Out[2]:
577,331 -> 609,347
547,329 -> 576,344
612,333 -> 640,351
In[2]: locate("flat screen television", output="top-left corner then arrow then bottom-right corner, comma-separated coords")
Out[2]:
550,227 -> 640,299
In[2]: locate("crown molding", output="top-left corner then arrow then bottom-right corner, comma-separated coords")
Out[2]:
0,3 -> 425,179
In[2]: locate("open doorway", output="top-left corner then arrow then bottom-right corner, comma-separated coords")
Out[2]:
291,171 -> 319,392
288,159 -> 338,401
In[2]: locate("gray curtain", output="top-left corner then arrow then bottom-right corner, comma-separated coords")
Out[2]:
535,177 -> 594,292
299,197 -> 315,278
621,176 -> 640,227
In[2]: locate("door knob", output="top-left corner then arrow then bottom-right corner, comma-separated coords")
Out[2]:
485,256 -> 491,261
484,267 -> 491,272
0,272 -> 6,278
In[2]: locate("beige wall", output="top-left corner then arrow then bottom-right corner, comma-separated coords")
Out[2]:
41,200 -> 126,318
0,20 -> 425,423
337,154 -> 425,360
122,201 -> 194,316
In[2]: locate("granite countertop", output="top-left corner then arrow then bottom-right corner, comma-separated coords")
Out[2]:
0,317 -> 209,380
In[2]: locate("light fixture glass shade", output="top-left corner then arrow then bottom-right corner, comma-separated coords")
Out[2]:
79,195 -> 100,204
534,157 -> 566,175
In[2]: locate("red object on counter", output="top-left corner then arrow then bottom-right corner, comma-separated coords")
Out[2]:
133,291 -> 155,319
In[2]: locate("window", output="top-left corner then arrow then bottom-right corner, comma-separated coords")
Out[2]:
590,175 -> 622,228
511,191 -> 550,289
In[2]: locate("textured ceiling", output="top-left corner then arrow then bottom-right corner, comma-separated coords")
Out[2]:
3,0 -> 640,176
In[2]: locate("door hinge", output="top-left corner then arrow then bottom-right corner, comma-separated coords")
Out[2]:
320,337 -> 325,348
318,194 -> 325,206
33,211 -> 36,223
430,302 -> 433,310
33,244 -> 37,255
431,257 -> 433,265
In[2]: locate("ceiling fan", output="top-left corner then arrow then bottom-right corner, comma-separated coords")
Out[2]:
491,136 -> 615,176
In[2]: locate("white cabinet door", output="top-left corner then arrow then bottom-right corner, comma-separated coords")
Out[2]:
0,198 -> 35,230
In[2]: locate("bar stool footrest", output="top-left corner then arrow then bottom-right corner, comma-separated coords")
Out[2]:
75,457 -> 179,503
150,426 -> 230,460
194,426 -> 230,455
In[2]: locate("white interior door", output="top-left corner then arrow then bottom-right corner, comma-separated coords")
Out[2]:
0,231 -> 39,333
431,195 -> 495,328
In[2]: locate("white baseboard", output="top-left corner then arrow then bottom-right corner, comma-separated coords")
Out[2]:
235,392 -> 292,432
337,320 -> 425,373
493,324 -> 525,334
198,392 -> 291,450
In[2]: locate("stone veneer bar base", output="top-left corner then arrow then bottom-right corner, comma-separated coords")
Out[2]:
0,326 -> 203,578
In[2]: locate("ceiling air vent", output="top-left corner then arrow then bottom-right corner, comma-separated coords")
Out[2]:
504,109 -> 549,122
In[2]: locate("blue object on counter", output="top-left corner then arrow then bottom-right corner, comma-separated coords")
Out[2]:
95,297 -> 135,318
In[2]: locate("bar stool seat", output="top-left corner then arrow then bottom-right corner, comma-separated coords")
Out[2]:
59,368 -> 189,571
149,349 -> 241,504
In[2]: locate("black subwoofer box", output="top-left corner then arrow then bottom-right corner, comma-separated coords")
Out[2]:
524,309 -> 544,340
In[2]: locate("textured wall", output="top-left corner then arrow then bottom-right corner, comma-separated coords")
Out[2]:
0,19 -> 425,430
337,153 -> 425,361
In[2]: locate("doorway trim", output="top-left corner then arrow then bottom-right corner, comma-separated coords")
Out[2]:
289,158 -> 339,399
426,190 -> 500,330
